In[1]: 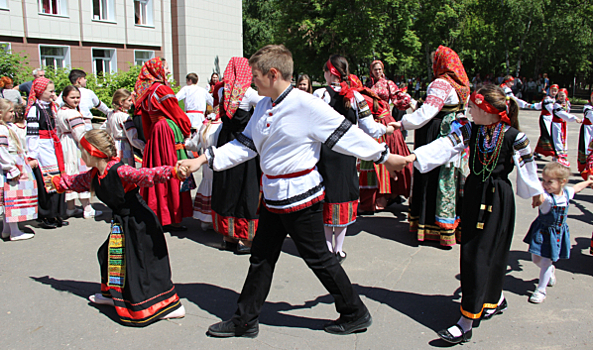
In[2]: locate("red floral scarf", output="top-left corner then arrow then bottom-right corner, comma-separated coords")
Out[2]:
222,57 -> 252,119
432,45 -> 470,103
134,57 -> 168,106
25,77 -> 57,116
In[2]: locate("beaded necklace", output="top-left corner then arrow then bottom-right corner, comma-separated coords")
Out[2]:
472,122 -> 506,181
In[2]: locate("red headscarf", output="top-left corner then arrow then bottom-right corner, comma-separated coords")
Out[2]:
432,45 -> 470,103
221,57 -> 252,119
134,57 -> 168,106
25,77 -> 57,116
470,91 -> 511,125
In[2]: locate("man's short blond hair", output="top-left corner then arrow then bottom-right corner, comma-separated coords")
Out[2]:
249,45 -> 293,81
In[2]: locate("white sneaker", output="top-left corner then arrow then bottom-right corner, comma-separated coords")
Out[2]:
200,222 -> 213,231
66,208 -> 83,217
84,210 -> 103,219
88,293 -> 114,306
10,232 -> 34,241
547,266 -> 556,287
161,305 -> 185,319
529,290 -> 546,304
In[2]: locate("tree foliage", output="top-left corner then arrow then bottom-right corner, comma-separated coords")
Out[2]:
0,45 -> 32,84
242,0 -> 593,88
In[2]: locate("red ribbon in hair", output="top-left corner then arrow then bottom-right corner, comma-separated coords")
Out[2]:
80,136 -> 108,159
470,91 -> 511,126
326,60 -> 341,81
504,76 -> 515,83
550,84 -> 559,89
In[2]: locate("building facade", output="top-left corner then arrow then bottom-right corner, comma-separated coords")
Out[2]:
0,0 -> 242,88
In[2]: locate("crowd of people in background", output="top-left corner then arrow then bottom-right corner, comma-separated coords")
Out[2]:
2,43 -> 593,345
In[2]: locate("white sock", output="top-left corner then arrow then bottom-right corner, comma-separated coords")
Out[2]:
333,226 -> 347,256
8,222 -> 23,235
457,316 -> 473,333
537,258 -> 554,292
324,226 -> 334,253
484,293 -> 505,316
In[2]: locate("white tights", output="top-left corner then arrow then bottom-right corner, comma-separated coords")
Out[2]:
532,253 -> 553,293
2,216 -> 23,236
324,226 -> 347,256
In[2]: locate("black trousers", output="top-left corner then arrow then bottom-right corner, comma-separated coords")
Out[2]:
231,202 -> 367,328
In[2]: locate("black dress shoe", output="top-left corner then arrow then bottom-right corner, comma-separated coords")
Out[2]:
236,243 -> 251,255
481,298 -> 507,320
207,319 -> 259,338
437,324 -> 472,344
324,310 -> 372,335
357,210 -> 375,216
335,251 -> 347,264
221,240 -> 238,251
56,218 -> 69,227
163,224 -> 187,232
40,218 -> 58,229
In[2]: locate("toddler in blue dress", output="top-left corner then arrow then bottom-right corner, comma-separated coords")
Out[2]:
524,161 -> 593,303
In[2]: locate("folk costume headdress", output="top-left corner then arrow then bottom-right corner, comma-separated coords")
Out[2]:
221,57 -> 252,119
470,91 -> 511,126
325,59 -> 357,101
134,57 -> 168,106
432,45 -> 470,103
25,77 -> 57,116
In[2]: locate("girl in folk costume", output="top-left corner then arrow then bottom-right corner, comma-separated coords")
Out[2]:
25,78 -> 68,229
544,88 -> 581,164
134,58 -> 193,230
185,106 -> 222,231
103,89 -> 145,166
0,99 -> 37,241
212,57 -> 263,254
500,75 -> 532,108
56,85 -> 102,219
578,93 -> 593,174
354,77 -> 414,214
533,84 -> 559,157
313,56 -> 397,262
395,45 -> 470,247
365,60 -> 400,106
402,85 -> 543,344
49,129 -> 185,326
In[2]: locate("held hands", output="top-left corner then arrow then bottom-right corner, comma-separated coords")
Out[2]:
176,154 -> 208,175
28,159 -> 38,169
531,193 -> 544,208
383,153 -> 416,177
43,175 -> 55,191
387,121 -> 402,133
576,118 -> 583,124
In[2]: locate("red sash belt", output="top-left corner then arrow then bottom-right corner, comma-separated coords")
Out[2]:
186,110 -> 204,114
39,130 -> 65,173
150,115 -> 166,123
584,118 -> 592,125
541,110 -> 551,116
265,167 -> 315,179
552,116 -> 565,123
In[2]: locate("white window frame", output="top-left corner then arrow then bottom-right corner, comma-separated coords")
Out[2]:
134,0 -> 153,26
38,0 -> 68,17
0,0 -> 8,10
39,45 -> 70,70
92,48 -> 117,75
91,0 -> 115,22
134,50 -> 154,66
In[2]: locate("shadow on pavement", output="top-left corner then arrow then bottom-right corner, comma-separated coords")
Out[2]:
555,237 -> 593,277
30,276 -> 121,324
30,276 -> 330,330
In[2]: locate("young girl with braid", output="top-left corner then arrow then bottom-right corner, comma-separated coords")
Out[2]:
401,84 -> 544,344
49,129 -> 185,326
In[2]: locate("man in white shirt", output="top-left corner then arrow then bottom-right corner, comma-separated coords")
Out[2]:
56,69 -> 111,130
176,73 -> 213,129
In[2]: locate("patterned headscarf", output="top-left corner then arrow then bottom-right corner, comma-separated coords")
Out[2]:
222,57 -> 252,119
134,57 -> 168,106
25,77 -> 57,116
432,45 -> 470,103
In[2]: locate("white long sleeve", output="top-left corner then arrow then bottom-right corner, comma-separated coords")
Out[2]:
25,105 -> 40,160
122,117 -> 145,150
412,122 -> 468,173
401,79 -> 460,130
532,96 -> 554,113
512,132 -> 544,198
503,86 -> 530,108
0,126 -> 19,179
553,103 -> 578,122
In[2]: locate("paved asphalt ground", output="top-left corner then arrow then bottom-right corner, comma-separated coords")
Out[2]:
1,108 -> 592,350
